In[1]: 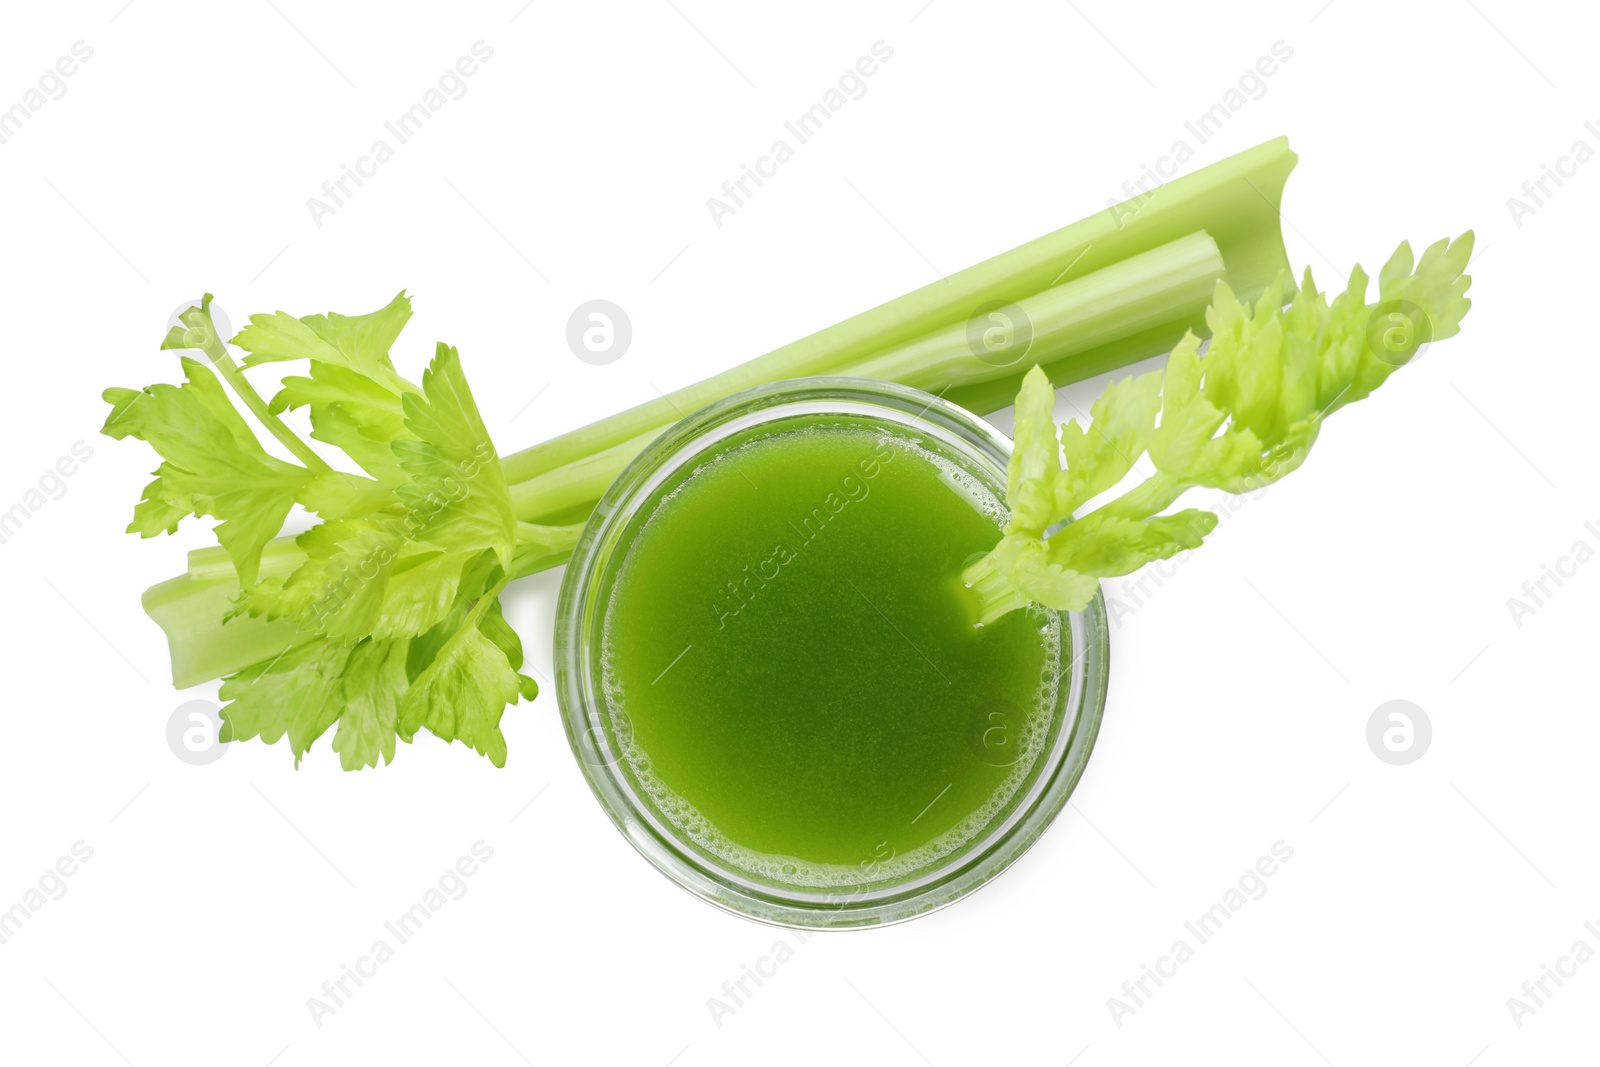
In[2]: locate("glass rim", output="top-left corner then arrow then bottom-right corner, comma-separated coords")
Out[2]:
554,376 -> 1109,929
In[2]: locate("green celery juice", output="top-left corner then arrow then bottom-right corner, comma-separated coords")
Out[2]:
596,415 -> 1065,888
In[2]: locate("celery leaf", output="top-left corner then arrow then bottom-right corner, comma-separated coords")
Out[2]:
100,358 -> 310,587
966,233 -> 1475,623
392,344 -> 518,567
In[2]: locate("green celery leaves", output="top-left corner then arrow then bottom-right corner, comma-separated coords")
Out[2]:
965,233 -> 1474,624
104,293 -> 545,769
101,357 -> 311,588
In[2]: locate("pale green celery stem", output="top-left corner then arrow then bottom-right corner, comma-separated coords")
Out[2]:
849,232 -> 1223,392
167,524 -> 576,689
507,431 -> 659,527
509,521 -> 585,579
1095,472 -> 1187,520
507,233 -> 1227,525
187,537 -> 307,580
195,329 -> 330,474
186,521 -> 581,577
500,136 -> 1298,489
961,548 -> 1031,627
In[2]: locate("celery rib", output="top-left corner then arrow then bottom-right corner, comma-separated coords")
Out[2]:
499,137 -> 1297,488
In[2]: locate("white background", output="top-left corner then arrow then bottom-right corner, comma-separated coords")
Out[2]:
0,1 -> 1593,1063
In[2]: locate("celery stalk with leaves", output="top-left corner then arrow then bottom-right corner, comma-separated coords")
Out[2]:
962,233 -> 1474,623
105,137 -> 1457,771
104,302 -> 552,769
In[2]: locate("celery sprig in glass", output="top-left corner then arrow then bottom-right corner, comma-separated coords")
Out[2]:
963,233 -> 1475,624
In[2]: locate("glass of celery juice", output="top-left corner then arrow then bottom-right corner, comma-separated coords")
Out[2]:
556,378 -> 1107,927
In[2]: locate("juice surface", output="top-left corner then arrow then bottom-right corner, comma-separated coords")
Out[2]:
598,415 -> 1062,886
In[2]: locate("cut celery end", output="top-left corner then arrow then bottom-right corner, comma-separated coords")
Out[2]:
142,573 -> 309,689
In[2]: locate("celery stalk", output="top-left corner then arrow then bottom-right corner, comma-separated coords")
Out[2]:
143,572 -> 311,689
509,231 -> 1228,524
186,537 -> 306,581
500,136 -> 1296,488
851,232 -> 1225,395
